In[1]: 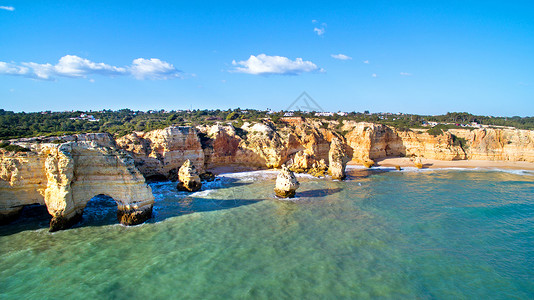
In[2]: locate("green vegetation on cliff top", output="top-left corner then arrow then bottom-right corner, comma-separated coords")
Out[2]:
0,109 -> 532,140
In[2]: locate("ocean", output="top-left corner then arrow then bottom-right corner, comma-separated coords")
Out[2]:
1,167 -> 533,299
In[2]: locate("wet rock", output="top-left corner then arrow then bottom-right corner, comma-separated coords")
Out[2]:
117,205 -> 153,226
362,159 -> 375,169
49,212 -> 83,232
199,171 -> 216,182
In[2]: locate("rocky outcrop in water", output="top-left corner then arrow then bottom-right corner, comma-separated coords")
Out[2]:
274,165 -> 300,198
176,159 -> 202,192
328,137 -> 349,180
4,119 -> 533,231
0,135 -> 154,231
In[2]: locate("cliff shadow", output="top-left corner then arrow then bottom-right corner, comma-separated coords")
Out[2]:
297,188 -> 343,198
71,194 -> 121,228
150,196 -> 262,222
0,204 -> 52,236
147,177 -> 260,223
0,177 -> 258,234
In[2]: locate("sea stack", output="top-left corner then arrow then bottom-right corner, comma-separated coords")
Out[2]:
328,137 -> 349,180
177,159 -> 202,192
274,165 -> 300,198
411,156 -> 424,169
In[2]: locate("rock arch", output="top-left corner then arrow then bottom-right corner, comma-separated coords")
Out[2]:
1,140 -> 154,231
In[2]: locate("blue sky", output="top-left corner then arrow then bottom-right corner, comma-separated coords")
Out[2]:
1,1 -> 533,116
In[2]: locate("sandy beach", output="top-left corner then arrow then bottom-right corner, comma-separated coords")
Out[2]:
349,157 -> 534,171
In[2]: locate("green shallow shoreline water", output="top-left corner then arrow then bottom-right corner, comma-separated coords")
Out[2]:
1,169 -> 533,299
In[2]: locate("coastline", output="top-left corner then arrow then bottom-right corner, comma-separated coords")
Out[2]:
351,157 -> 534,171
206,158 -> 534,177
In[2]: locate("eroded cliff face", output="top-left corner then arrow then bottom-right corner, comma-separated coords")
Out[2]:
343,122 -> 466,162
0,136 -> 154,231
116,126 -> 205,180
198,119 -> 345,170
114,119 -> 534,178
3,119 -> 533,230
450,128 -> 534,162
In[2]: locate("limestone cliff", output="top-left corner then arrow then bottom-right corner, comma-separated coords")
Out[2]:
328,137 -> 349,180
0,137 -> 154,231
116,126 -> 205,180
344,122 -> 466,162
116,120 -> 533,176
450,128 -> 534,162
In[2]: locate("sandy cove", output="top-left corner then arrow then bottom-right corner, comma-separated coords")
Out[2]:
353,157 -> 534,171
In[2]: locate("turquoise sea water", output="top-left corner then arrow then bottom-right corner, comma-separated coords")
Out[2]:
1,168 -> 533,299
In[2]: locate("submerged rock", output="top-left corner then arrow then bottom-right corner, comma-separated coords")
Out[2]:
328,137 -> 349,180
274,165 -> 300,198
177,159 -> 202,192
199,171 -> 216,182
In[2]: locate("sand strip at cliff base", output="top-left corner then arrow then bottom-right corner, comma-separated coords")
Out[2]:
207,165 -> 265,175
349,157 -> 534,171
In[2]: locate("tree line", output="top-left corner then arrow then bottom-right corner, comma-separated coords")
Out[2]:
1,109 -> 532,140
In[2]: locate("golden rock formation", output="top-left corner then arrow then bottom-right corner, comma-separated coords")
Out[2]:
176,159 -> 202,192
274,165 -> 300,198
0,137 -> 154,231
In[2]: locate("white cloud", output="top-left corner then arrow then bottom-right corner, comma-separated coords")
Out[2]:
19,55 -> 127,80
313,21 -> 327,36
0,55 -> 181,80
331,54 -> 352,60
0,6 -> 14,11
231,54 -> 320,75
372,73 -> 377,77
314,27 -> 325,36
0,62 -> 29,76
400,72 -> 412,76
363,60 -> 370,64
130,58 -> 181,80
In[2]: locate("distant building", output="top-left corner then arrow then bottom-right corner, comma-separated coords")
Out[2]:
315,112 -> 335,117
69,113 -> 100,122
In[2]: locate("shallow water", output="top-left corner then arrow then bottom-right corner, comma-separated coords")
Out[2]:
1,169 -> 533,299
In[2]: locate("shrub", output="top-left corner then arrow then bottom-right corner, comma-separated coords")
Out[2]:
0,142 -> 30,152
226,112 -> 239,120
427,126 -> 444,136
